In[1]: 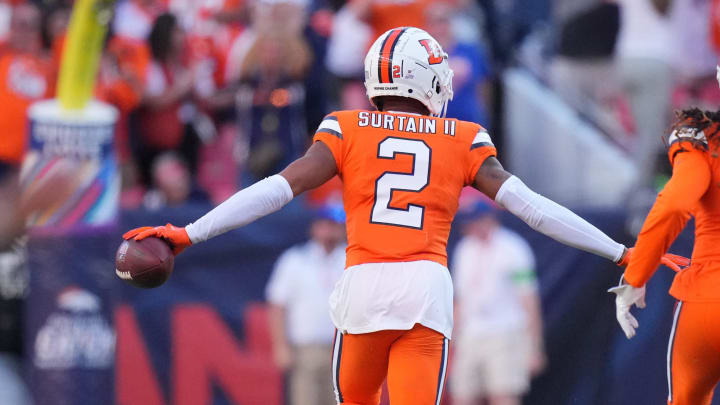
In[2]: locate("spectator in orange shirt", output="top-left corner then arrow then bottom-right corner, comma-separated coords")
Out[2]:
347,0 -> 437,42
0,2 -> 55,166
326,0 -> 445,81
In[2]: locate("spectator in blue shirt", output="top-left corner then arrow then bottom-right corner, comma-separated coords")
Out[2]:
426,2 -> 492,127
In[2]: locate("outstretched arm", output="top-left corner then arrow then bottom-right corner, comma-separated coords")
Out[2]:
608,147 -> 708,338
473,157 -> 626,262
624,148 -> 710,287
124,142 -> 338,251
187,141 -> 337,243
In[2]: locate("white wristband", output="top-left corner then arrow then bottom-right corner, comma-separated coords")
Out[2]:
495,176 -> 625,262
185,174 -> 294,244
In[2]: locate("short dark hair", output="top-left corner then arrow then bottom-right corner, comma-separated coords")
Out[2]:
676,107 -> 708,125
703,109 -> 720,143
704,108 -> 720,124
668,108 -> 720,148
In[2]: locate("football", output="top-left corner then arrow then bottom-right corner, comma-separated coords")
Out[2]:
115,237 -> 174,288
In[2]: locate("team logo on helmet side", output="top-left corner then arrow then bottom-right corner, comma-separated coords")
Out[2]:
418,39 -> 444,65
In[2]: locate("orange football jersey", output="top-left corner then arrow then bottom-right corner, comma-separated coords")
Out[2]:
313,110 -> 496,268
625,131 -> 720,301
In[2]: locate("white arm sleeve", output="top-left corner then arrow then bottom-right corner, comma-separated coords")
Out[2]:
495,176 -> 625,262
185,174 -> 294,244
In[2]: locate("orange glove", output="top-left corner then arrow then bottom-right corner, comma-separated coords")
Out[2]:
616,247 -> 690,272
123,223 -> 192,255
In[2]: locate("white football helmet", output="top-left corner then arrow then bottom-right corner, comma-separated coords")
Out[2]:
364,27 -> 454,117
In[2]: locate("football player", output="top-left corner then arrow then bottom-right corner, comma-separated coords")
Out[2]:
124,27 -> 686,405
609,104 -> 720,405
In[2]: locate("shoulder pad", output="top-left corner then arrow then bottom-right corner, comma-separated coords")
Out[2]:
668,127 -> 708,149
316,113 -> 342,140
470,128 -> 494,150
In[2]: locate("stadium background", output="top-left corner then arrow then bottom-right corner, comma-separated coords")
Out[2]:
1,0 -> 719,404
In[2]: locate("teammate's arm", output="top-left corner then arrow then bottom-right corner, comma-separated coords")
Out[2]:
123,142 -> 338,250
472,156 -> 627,263
624,148 -> 710,287
472,156 -> 685,269
607,148 -> 709,338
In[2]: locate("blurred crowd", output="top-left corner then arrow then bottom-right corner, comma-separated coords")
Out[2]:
1,0 -> 719,212
543,0 -> 720,232
0,0 -> 499,212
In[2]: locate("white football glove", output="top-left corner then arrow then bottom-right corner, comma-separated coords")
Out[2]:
607,275 -> 646,339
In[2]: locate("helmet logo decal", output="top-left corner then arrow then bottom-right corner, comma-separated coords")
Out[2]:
378,27 -> 408,84
418,39 -> 444,65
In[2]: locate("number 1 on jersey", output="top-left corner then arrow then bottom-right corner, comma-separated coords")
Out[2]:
370,137 -> 431,229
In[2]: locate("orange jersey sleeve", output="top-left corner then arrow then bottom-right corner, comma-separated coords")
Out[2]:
624,144 -> 711,288
313,113 -> 345,173
463,124 -> 497,185
313,110 -> 496,268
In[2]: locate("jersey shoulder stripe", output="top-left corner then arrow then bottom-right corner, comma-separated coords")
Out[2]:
470,129 -> 493,150
316,115 -> 343,139
378,28 -> 407,84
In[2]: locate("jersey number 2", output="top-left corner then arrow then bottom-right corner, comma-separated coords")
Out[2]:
370,137 -> 431,229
